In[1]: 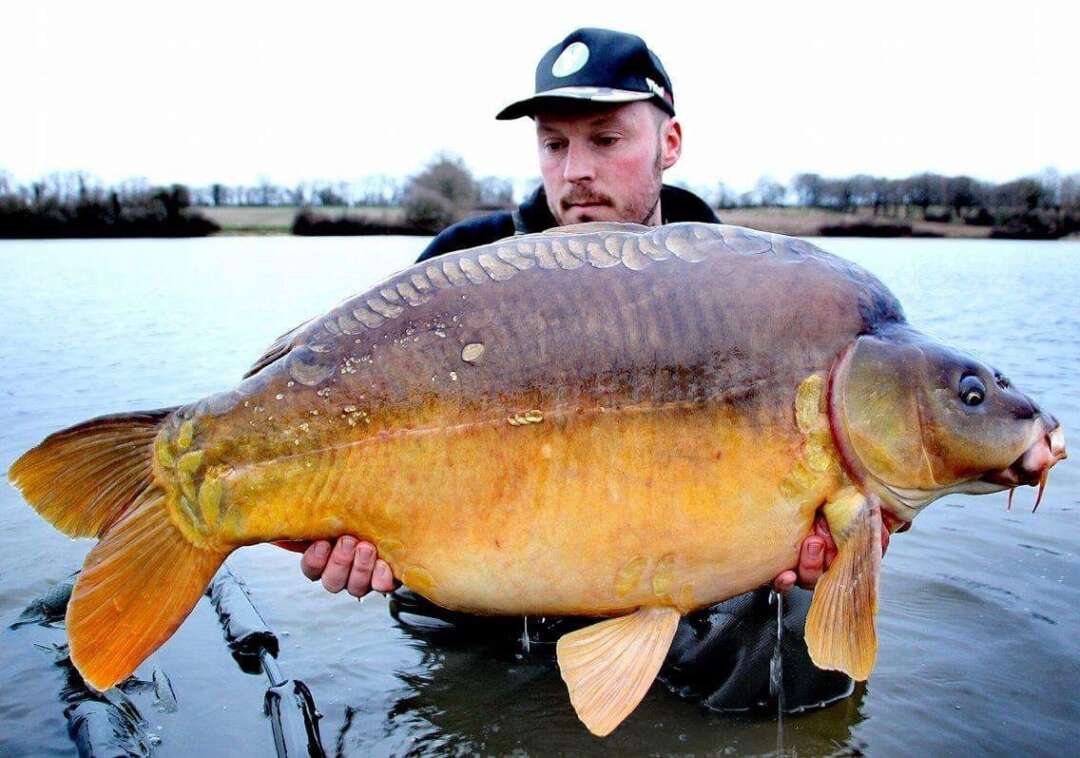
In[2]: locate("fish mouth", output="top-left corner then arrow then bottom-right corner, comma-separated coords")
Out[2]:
983,423 -> 1067,510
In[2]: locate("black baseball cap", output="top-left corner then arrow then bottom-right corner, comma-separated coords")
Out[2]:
495,28 -> 675,120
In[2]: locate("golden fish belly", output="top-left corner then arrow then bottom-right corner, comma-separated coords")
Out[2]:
211,399 -> 836,617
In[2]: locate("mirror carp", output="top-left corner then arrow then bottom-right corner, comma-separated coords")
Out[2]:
10,222 -> 1066,735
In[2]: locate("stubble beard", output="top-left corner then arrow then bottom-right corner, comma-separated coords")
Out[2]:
557,136 -> 665,226
615,135 -> 665,225
634,143 -> 664,225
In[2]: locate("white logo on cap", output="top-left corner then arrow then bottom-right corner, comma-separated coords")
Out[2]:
645,77 -> 666,99
551,42 -> 589,77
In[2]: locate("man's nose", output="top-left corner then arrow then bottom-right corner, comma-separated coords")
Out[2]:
562,143 -> 595,182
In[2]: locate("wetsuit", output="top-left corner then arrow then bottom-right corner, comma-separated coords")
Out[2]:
395,184 -> 853,712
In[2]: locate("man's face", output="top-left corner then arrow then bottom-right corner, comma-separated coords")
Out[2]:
534,100 -> 682,226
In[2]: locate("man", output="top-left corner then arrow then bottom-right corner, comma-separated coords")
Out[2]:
298,28 -> 888,711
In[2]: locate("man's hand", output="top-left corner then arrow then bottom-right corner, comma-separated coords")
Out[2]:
299,537 -> 397,599
771,512 -> 891,593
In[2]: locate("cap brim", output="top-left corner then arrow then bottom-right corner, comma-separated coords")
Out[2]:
495,86 -> 656,120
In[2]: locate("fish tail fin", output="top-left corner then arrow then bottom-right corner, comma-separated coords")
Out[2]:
69,489 -> 228,690
9,409 -> 229,690
8,408 -> 178,537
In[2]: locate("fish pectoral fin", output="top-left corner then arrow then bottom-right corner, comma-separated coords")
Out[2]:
556,606 -> 681,737
68,492 -> 229,691
805,487 -> 883,681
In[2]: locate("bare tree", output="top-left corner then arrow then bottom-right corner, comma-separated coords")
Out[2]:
292,183 -> 309,206
255,175 -> 275,206
818,177 -> 855,212
944,176 -> 982,217
314,183 -> 345,207
792,173 -> 823,207
849,175 -> 878,211
994,178 -> 1048,212
410,154 -> 478,209
210,183 -> 226,207
1037,167 -> 1062,208
1061,173 -> 1080,211
403,154 -> 481,233
755,176 -> 786,207
714,181 -> 738,209
477,176 -> 514,208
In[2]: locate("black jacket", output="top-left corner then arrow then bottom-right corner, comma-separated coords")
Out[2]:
397,184 -> 852,714
417,184 -> 720,262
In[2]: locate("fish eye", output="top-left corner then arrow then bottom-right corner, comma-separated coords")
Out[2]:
959,374 -> 986,406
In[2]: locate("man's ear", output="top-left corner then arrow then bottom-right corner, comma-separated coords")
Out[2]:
661,118 -> 682,170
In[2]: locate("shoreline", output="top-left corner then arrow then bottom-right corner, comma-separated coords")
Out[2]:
195,205 -> 1071,240
3,206 -> 1076,241
716,207 -> 991,239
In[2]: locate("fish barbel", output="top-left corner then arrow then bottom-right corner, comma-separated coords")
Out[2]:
9,222 -> 1066,735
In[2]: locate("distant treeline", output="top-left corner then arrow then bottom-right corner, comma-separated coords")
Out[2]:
0,173 -> 219,238
3,160 -> 1078,239
196,168 -> 516,213
0,159 -> 513,238
290,156 -> 515,236
719,170 -> 1080,239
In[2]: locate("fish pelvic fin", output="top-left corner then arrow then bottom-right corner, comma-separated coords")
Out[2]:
805,487 -> 882,681
9,409 -> 229,690
68,488 -> 229,691
556,606 -> 681,737
8,407 -> 179,538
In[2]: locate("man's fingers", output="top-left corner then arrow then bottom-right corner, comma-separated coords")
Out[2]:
813,516 -> 837,552
772,569 -> 797,594
320,536 -> 357,593
301,540 -> 332,581
300,536 -> 399,596
803,509 -> 890,582
346,541 -> 377,598
790,509 -> 889,592
796,535 -> 827,589
811,514 -> 839,572
371,559 -> 397,593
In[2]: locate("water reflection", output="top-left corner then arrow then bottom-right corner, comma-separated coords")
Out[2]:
7,584 -> 166,757
329,609 -> 866,756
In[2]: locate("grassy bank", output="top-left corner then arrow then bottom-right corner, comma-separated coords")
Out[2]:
196,205 -> 1006,239
193,206 -> 405,235
716,207 -> 994,238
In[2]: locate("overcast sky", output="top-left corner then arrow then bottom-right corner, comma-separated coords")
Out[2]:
3,2 -> 1077,193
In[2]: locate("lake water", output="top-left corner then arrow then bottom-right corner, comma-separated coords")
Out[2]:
0,234 -> 1077,756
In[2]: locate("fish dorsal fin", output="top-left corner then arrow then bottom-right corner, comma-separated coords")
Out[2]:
243,319 -> 311,379
805,487 -> 883,680
556,606 -> 681,736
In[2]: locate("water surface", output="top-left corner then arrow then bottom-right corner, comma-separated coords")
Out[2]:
1,235 -> 1077,755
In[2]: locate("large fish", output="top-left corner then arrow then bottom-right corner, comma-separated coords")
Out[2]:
10,222 -> 1066,735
